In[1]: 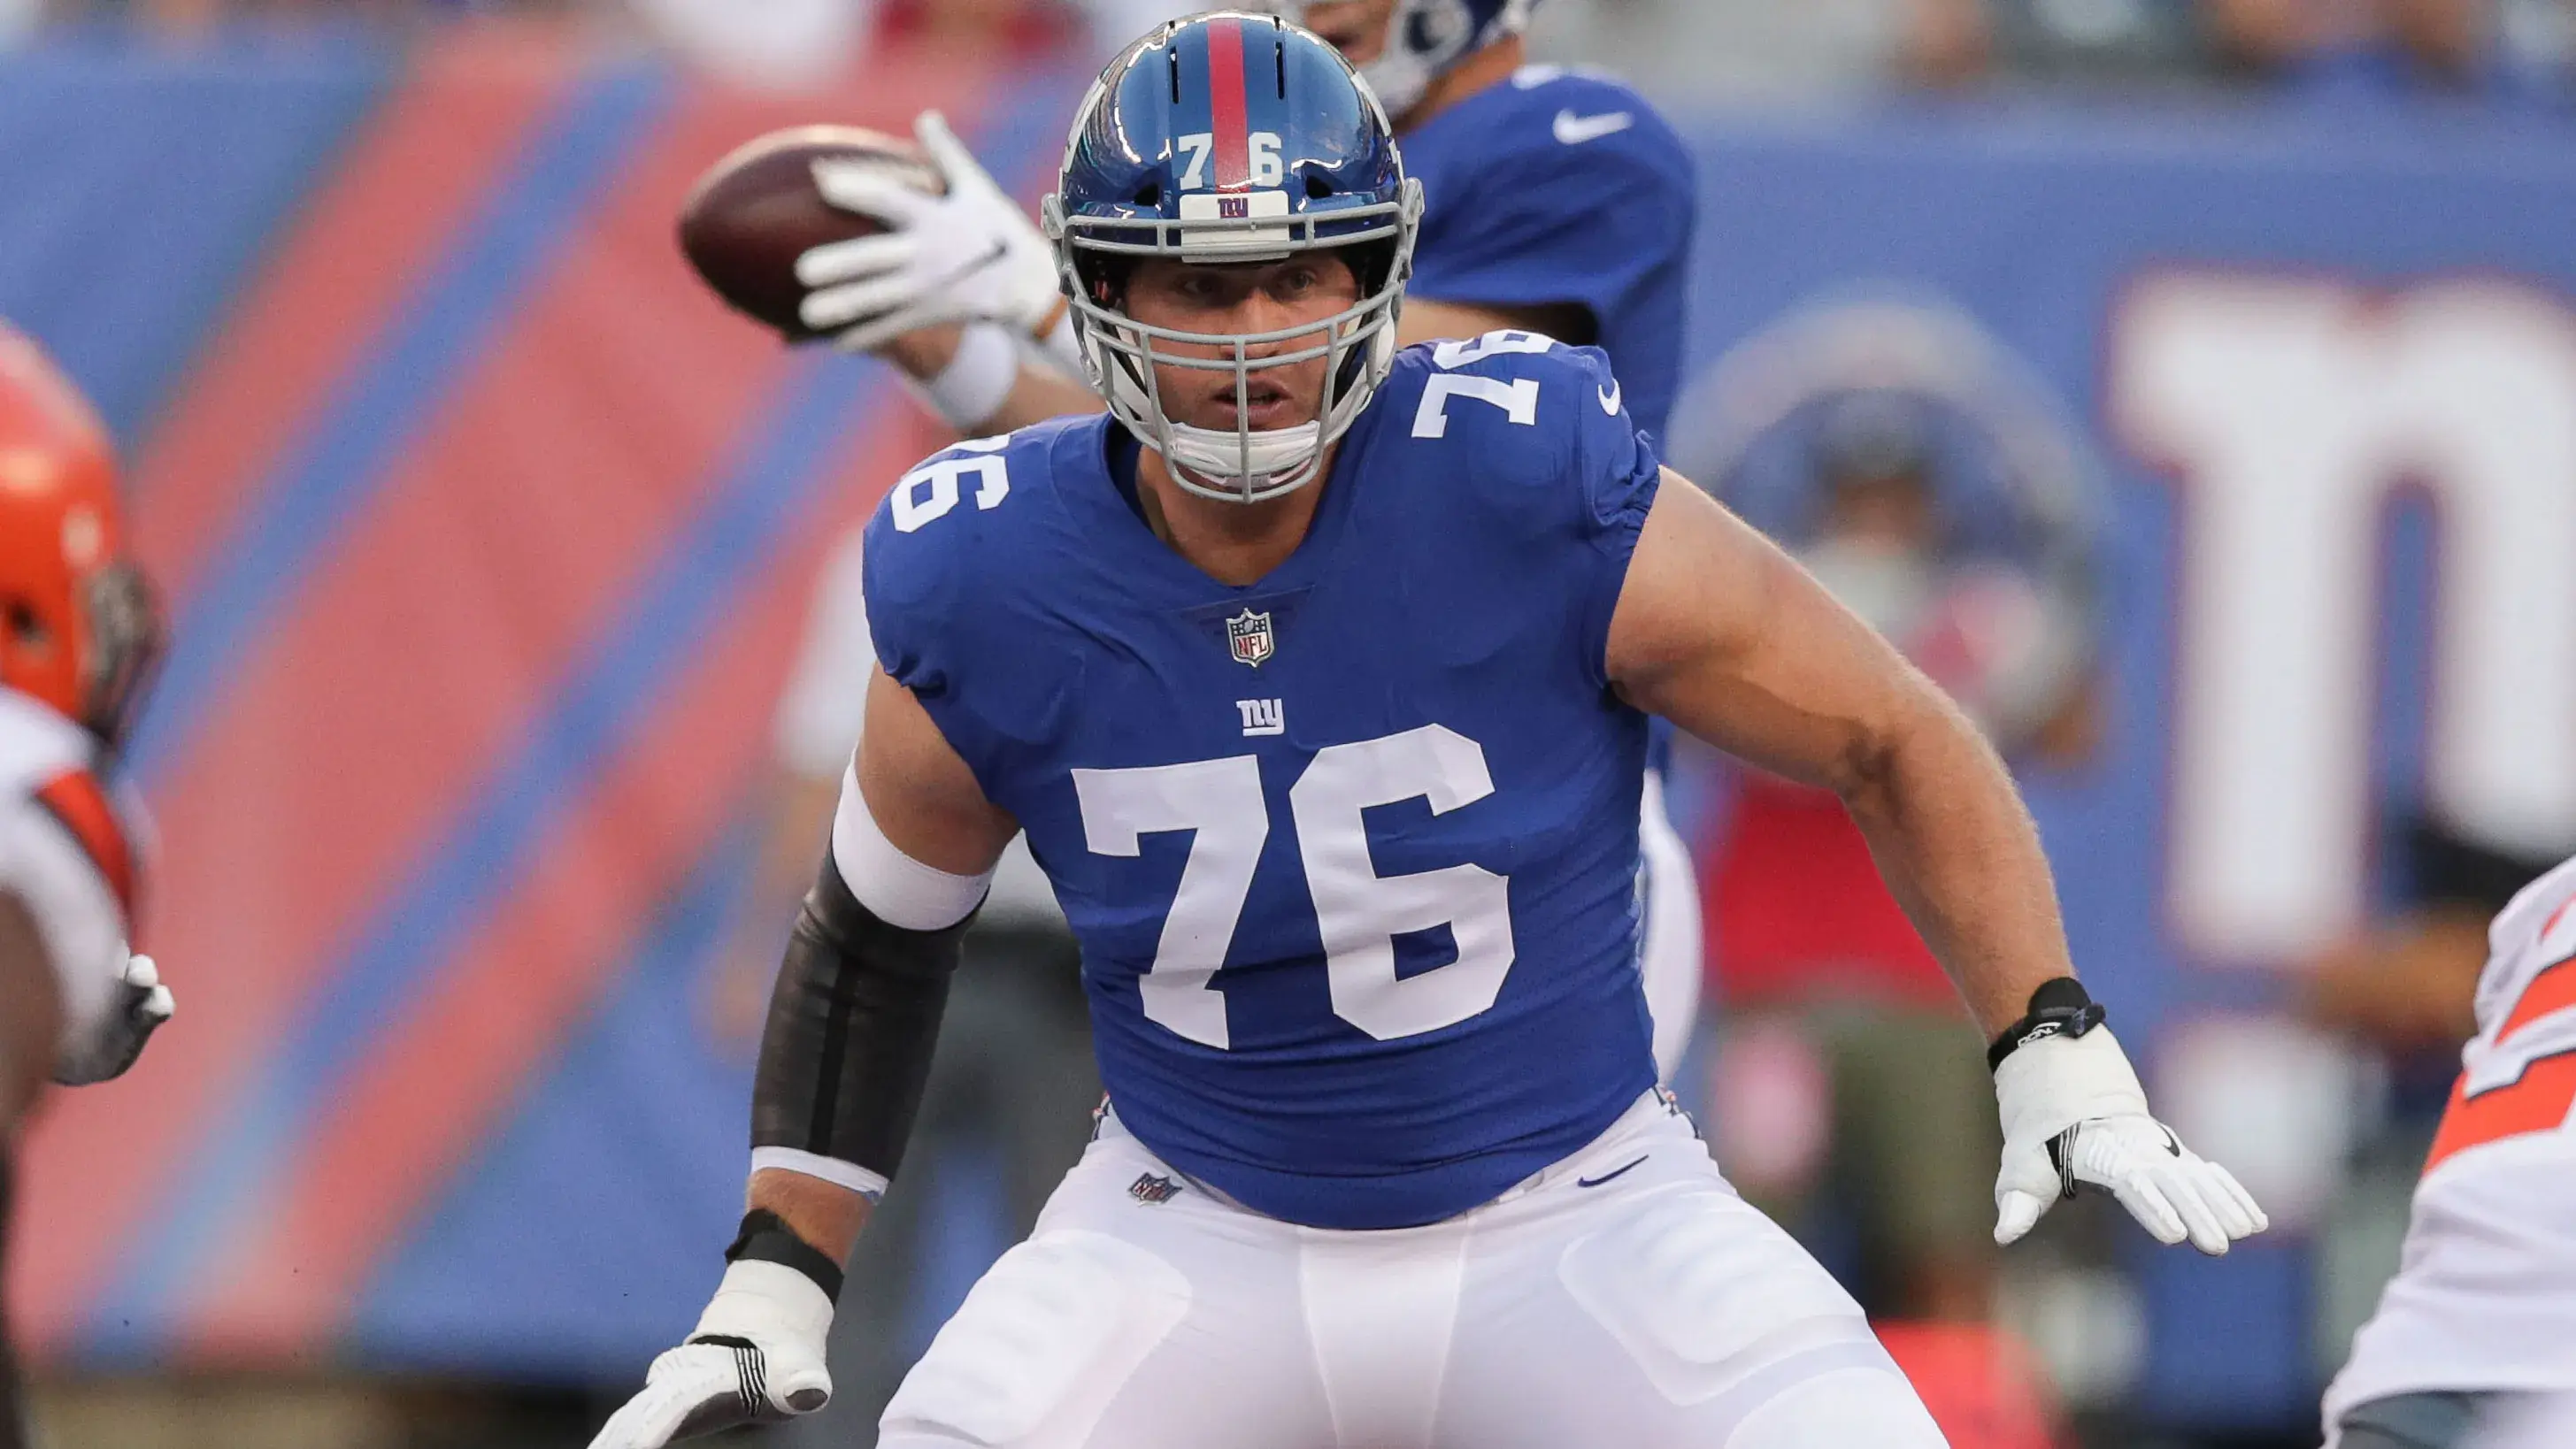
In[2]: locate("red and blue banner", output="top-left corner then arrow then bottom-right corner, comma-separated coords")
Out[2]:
2,25 -> 1088,1379
9,28 -> 2576,1438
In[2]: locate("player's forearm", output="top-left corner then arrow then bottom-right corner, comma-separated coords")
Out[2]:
977,364 -> 1103,433
1610,483 -> 2076,1034
1840,693 -> 2075,1035
746,839 -> 980,1261
881,322 -> 1103,436
748,1166 -> 873,1267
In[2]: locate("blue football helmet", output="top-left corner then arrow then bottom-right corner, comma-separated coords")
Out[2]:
1042,11 -> 1424,503
1280,0 -> 1535,117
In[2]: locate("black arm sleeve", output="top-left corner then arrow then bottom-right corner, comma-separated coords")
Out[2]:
750,847 -> 980,1187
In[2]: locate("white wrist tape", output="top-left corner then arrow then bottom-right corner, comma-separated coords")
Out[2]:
750,1146 -> 889,1203
830,762 -> 992,931
903,321 -> 1020,432
694,1259 -> 835,1346
1994,1025 -> 2152,1146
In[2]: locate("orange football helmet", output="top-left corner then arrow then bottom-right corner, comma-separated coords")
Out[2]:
0,324 -> 161,751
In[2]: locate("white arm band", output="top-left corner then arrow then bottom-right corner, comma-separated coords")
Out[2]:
829,762 -> 993,931
749,1146 -> 890,1203
901,320 -> 1022,433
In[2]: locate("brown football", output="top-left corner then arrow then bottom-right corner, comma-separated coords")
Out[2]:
677,125 -> 945,343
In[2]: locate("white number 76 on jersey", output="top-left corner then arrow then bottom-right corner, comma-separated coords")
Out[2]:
1073,724 -> 1514,1048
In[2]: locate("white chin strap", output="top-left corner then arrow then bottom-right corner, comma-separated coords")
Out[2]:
1162,420 -> 1326,503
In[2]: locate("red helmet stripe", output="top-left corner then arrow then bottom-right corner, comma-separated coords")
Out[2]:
35,766 -> 140,928
1205,17 -> 1251,189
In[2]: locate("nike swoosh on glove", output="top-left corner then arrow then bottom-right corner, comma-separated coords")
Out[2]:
588,1261 -> 834,1448
798,111 -> 1061,355
1993,1026 -> 2269,1255
53,950 -> 174,1086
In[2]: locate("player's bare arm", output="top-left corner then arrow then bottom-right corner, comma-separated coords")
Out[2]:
851,664 -> 1020,877
745,670 -> 1014,1249
591,670 -> 1010,1448
1607,472 -> 2265,1255
1605,474 -> 2063,1036
874,320 -> 1097,435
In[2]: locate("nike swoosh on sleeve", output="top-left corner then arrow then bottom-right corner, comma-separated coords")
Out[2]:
1597,380 -> 1622,416
1552,110 -> 1635,146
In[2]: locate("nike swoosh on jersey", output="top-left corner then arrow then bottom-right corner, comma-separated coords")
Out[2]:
1575,1154 -> 1649,1189
1553,109 -> 1635,146
1598,380 -> 1622,416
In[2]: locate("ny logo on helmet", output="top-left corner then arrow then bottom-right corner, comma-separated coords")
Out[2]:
1228,609 -> 1275,668
1219,196 -> 1250,218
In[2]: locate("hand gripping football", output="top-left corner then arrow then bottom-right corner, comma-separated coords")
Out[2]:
677,125 -> 945,342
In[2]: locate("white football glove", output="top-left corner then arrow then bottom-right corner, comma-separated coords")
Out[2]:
797,111 -> 1060,355
1993,1022 -> 2268,1255
588,1261 -> 834,1448
54,949 -> 174,1086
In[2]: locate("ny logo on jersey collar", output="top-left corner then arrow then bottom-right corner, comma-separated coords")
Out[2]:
1227,608 -> 1275,668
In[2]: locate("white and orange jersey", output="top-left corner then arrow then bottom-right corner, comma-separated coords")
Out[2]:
0,684 -> 143,1070
2324,854 -> 2576,1435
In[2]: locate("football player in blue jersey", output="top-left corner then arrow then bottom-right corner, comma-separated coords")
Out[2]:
590,15 -> 2265,1448
794,0 -> 1705,1080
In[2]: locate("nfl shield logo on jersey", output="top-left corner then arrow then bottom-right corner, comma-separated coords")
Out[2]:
1227,609 -> 1274,667
1128,1172 -> 1182,1205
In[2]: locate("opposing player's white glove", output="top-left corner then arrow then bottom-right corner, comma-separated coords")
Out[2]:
797,111 -> 1060,355
588,1261 -> 834,1448
54,950 -> 174,1086
1991,993 -> 2266,1256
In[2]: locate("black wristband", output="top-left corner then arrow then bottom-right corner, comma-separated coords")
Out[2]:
724,1208 -> 845,1303
1986,977 -> 2107,1073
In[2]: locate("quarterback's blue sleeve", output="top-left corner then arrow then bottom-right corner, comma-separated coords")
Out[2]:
1565,347 -> 1663,690
1410,118 -> 1695,337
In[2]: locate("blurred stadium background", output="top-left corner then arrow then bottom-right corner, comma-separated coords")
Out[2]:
4,0 -> 2573,1445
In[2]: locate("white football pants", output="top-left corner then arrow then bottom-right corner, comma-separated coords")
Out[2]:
877,1094 -> 1949,1449
1639,769 -> 1703,1085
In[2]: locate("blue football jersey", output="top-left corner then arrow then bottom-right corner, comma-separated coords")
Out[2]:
1401,65 -> 1696,441
865,334 -> 1662,1230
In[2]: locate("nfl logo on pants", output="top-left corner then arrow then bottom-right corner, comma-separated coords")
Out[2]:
1227,609 -> 1273,667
